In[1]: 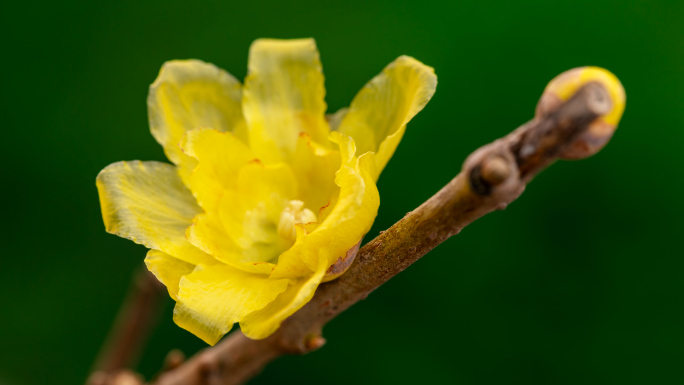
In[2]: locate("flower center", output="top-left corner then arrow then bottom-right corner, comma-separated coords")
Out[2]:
277,200 -> 317,243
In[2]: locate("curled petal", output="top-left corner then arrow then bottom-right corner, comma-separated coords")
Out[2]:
186,162 -> 298,272
240,250 -> 329,339
219,164 -> 298,259
148,60 -> 246,184
235,161 -> 298,215
186,211 -> 275,275
291,133 -> 341,214
180,128 -> 253,212
144,249 -> 195,301
173,265 -> 289,345
96,161 -> 214,265
272,132 -> 379,279
338,56 -> 437,180
243,39 -> 330,162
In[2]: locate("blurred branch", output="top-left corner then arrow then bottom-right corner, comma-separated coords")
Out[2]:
148,82 -> 614,385
87,267 -> 166,385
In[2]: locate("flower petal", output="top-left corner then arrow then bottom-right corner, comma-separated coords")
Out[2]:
186,161 -> 298,272
218,164 -> 297,261
235,161 -> 298,216
144,249 -> 195,300
96,160 -> 214,265
186,211 -> 275,275
243,38 -> 330,162
180,128 -> 253,212
290,133 -> 341,214
173,265 -> 289,345
338,56 -> 436,180
240,249 -> 328,339
148,60 -> 246,185
271,132 -> 379,279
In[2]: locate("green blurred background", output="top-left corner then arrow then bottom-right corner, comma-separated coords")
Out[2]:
2,0 -> 683,384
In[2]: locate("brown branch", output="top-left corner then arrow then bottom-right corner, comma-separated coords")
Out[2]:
150,82 -> 613,385
87,267 -> 167,385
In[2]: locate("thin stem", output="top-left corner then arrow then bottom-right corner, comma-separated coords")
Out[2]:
87,267 -> 166,384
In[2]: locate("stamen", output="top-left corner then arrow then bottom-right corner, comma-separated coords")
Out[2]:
278,200 -> 317,242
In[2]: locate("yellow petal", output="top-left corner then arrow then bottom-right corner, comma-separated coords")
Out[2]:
338,56 -> 437,180
186,161 -> 298,272
144,249 -> 195,301
180,128 -> 253,212
219,163 -> 297,260
243,38 -> 330,162
290,133 -> 341,214
240,249 -> 328,339
186,211 -> 275,275
266,217 -> 320,279
173,265 -> 289,345
235,161 -> 298,219
272,132 -> 379,279
148,60 -> 246,185
96,161 -> 215,266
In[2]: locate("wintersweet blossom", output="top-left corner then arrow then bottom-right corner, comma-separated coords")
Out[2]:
96,38 -> 437,345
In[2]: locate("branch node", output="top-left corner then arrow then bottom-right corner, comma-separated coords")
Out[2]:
162,350 -> 186,372
304,334 -> 327,352
481,156 -> 511,185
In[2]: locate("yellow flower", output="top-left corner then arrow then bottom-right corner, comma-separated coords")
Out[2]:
96,38 -> 437,345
